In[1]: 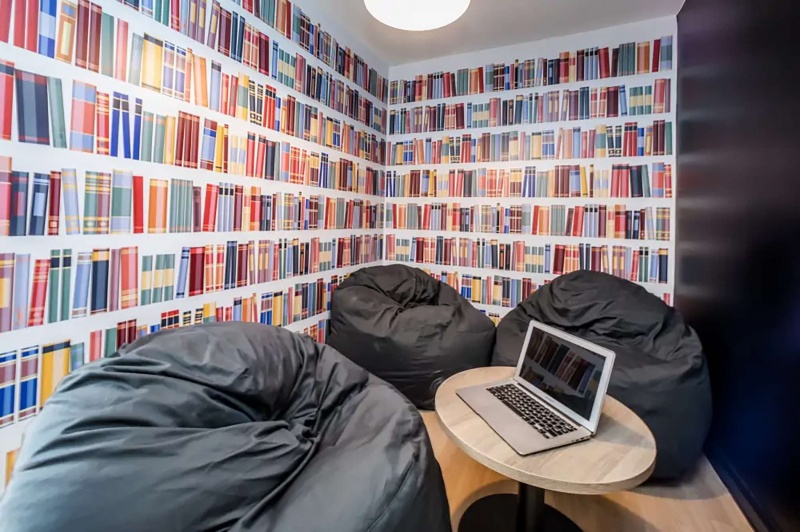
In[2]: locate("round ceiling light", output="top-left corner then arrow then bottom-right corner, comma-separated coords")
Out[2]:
364,0 -> 470,32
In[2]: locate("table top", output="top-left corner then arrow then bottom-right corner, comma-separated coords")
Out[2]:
435,367 -> 656,495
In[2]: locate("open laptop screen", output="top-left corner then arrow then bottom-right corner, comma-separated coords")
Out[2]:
518,326 -> 607,419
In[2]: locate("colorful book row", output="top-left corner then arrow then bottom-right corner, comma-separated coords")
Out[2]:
0,73 -> 391,189
384,163 -> 673,199
406,267 -> 669,310
385,235 -> 669,274
386,203 -> 671,241
1,274 -> 339,429
389,79 -> 672,135
0,235 -> 383,333
0,163 -> 384,237
0,61 -> 387,166
389,36 -> 674,104
385,240 -> 670,284
120,0 -> 389,101
388,120 -> 674,166
0,0 -> 387,131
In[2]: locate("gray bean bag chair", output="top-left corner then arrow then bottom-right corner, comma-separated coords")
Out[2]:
493,271 -> 712,480
0,323 -> 451,532
328,265 -> 496,410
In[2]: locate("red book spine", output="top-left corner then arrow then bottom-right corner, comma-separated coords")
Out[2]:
0,0 -> 11,43
115,19 -> 129,81
245,135 -> 255,176
233,184 -> 243,231
47,170 -> 61,235
120,246 -> 138,309
652,38 -> 661,73
188,246 -> 204,296
220,73 -> 230,116
115,321 -> 125,350
87,2 -> 101,73
13,0 -> 25,48
132,175 -> 144,234
74,0 -> 90,69
0,61 -> 13,142
203,183 -> 218,231
259,32 -> 269,75
28,258 -> 50,326
227,74 -> 237,117
89,329 -> 102,361
24,0 -> 38,52
236,244 -> 247,287
95,92 -> 110,155
171,0 -> 181,31
189,115 -> 200,169
251,190 -> 260,230
218,8 -> 231,56
126,319 -> 136,344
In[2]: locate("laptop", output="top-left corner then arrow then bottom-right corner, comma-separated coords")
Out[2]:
457,320 -> 616,455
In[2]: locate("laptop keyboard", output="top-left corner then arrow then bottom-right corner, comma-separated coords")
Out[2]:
488,384 -> 578,439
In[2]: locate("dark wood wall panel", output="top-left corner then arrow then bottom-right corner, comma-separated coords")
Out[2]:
677,1 -> 800,530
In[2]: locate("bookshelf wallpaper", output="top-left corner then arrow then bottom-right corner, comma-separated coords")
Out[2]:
0,8 -> 678,490
0,0 -> 388,486
384,16 -> 678,325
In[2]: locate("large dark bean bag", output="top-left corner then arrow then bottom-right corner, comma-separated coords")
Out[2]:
0,323 -> 450,532
328,264 -> 496,410
493,271 -> 712,480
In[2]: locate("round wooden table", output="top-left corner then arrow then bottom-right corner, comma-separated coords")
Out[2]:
435,367 -> 657,532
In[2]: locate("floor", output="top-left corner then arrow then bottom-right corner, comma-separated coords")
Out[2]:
420,411 -> 753,532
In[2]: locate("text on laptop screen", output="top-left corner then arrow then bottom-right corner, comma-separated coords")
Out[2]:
519,327 -> 607,419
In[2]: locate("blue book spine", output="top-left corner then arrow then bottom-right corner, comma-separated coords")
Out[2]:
90,251 -> 110,313
38,0 -> 57,58
180,0 -> 190,35
620,85 -> 628,116
545,244 -> 551,274
110,93 -> 121,157
133,98 -> 142,160
272,41 -> 279,79
70,342 -> 84,371
121,94 -> 132,159
0,350 -> 17,426
12,255 -> 30,329
236,14 -> 245,62
71,252 -> 91,317
210,63 -> 221,111
638,128 -> 645,156
142,0 -> 154,17
28,172 -> 49,236
275,97 -> 281,132
176,247 -> 189,298
17,345 -> 40,419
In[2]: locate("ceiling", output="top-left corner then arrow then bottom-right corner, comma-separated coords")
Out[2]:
307,0 -> 685,67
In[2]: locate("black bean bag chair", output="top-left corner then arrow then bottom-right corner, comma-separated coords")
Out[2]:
493,271 -> 712,480
328,264 -> 496,410
0,323 -> 451,532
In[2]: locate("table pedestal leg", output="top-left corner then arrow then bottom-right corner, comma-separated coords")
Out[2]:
458,484 -> 582,532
